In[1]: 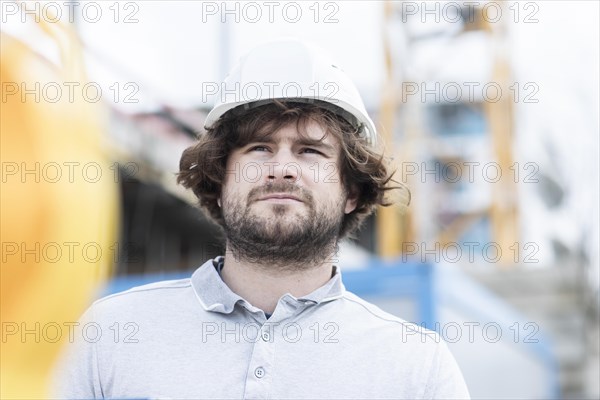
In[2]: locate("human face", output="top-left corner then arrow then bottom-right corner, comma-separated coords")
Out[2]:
220,120 -> 357,268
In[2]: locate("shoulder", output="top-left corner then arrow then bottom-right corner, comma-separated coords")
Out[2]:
96,278 -> 192,302
89,278 -> 193,319
338,290 -> 440,343
96,277 -> 192,304
332,290 -> 469,396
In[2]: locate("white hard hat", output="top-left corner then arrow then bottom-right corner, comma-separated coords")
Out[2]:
204,38 -> 377,145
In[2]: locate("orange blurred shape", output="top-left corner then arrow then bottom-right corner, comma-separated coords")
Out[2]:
1,22 -> 119,398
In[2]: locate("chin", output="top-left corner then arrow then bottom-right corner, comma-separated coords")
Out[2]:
261,217 -> 308,233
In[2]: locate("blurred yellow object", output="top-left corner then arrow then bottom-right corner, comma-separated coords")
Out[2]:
0,21 -> 119,399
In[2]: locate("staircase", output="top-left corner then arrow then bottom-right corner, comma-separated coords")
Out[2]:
463,262 -> 598,399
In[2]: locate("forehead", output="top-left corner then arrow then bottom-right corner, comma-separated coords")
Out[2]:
249,119 -> 340,147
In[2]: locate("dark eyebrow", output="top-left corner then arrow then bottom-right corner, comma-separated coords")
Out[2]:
243,136 -> 337,155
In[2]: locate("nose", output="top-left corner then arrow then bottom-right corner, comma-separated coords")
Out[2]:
263,151 -> 300,184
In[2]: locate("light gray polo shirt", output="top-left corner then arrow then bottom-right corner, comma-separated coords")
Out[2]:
53,258 -> 470,399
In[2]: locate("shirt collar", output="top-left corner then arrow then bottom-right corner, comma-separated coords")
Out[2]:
190,256 -> 345,314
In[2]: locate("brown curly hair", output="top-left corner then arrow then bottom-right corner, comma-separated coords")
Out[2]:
177,100 -> 404,239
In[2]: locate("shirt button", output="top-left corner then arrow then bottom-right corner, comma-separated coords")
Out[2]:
261,331 -> 270,341
254,367 -> 265,379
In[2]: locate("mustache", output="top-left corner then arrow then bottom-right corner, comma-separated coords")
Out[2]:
248,182 -> 310,203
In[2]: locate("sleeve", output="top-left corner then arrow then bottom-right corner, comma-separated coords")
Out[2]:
50,305 -> 104,399
423,340 -> 471,400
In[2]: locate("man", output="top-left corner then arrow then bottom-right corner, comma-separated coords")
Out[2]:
54,39 -> 470,399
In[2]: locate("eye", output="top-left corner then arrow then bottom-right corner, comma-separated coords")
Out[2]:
301,148 -> 323,155
249,145 -> 270,152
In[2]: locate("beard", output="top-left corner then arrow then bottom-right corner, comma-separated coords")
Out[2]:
222,181 -> 345,272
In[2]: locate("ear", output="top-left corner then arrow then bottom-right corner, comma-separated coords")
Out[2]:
344,186 -> 359,214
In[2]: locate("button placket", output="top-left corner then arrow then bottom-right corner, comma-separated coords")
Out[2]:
243,321 -> 276,399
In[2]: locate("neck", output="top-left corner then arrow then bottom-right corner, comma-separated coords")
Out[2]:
219,247 -> 336,315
